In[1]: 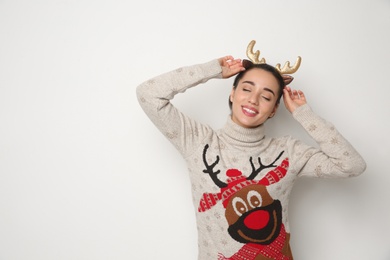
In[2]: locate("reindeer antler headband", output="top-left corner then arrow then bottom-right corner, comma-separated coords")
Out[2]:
245,40 -> 302,75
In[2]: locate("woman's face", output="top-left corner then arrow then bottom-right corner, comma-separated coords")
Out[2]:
230,68 -> 280,128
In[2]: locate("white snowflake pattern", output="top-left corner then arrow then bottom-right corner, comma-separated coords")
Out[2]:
308,124 -> 317,132
330,137 -> 339,145
206,225 -> 212,232
315,165 -> 323,177
165,131 -> 178,139
214,212 -> 222,219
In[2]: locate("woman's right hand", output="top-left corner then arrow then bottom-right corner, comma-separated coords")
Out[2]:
218,56 -> 245,79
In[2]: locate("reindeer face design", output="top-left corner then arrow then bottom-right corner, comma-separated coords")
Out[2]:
225,184 -> 282,244
198,144 -> 288,246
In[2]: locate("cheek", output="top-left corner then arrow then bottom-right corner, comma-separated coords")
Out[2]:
262,100 -> 278,110
231,93 -> 242,106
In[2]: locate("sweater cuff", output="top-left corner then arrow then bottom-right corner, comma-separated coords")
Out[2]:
292,104 -> 317,125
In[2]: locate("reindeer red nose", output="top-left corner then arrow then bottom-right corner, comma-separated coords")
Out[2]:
244,210 -> 270,230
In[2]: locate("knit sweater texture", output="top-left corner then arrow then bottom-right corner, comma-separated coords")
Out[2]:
136,59 -> 366,260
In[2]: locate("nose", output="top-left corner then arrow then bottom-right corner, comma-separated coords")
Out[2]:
248,94 -> 258,105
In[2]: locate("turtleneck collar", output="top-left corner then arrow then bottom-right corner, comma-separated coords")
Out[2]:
220,116 -> 266,145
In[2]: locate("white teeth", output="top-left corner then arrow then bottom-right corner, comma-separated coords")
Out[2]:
243,107 -> 257,114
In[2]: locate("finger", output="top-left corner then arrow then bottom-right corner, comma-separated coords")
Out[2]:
283,88 -> 293,102
224,55 -> 234,61
292,90 -> 300,99
283,86 -> 291,95
230,64 -> 245,73
218,56 -> 231,66
228,59 -> 241,66
291,89 -> 304,99
297,90 -> 306,101
229,60 -> 245,72
231,60 -> 243,67
221,56 -> 234,66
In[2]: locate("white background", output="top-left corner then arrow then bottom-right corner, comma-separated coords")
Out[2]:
1,0 -> 389,259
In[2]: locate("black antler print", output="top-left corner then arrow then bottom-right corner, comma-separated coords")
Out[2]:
202,144 -> 227,188
247,151 -> 285,180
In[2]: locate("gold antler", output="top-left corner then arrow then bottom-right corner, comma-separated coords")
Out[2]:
275,57 -> 302,74
246,40 -> 266,64
246,40 -> 302,75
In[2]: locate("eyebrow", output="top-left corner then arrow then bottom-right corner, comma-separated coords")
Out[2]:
242,81 -> 276,96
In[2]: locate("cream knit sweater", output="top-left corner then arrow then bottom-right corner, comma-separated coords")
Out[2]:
136,59 -> 366,260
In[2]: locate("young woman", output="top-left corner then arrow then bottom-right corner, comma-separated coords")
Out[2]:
136,49 -> 366,259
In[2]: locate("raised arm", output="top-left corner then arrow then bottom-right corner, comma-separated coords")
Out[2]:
136,57 -> 243,157
289,101 -> 366,178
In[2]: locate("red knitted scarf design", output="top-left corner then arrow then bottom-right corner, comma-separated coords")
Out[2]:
217,224 -> 290,260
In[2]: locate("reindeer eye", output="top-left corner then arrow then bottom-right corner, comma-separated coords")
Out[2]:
247,190 -> 262,209
232,197 -> 248,216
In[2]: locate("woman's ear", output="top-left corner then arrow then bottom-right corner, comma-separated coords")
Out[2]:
230,88 -> 235,103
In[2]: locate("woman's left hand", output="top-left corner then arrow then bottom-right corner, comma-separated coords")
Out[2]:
283,86 -> 307,113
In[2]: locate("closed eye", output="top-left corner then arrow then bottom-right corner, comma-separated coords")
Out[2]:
262,96 -> 271,101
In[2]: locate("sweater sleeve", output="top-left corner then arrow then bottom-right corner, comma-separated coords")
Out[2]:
291,104 -> 366,178
136,59 -> 222,157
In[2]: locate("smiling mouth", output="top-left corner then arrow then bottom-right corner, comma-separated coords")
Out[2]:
227,200 -> 283,245
242,107 -> 258,115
